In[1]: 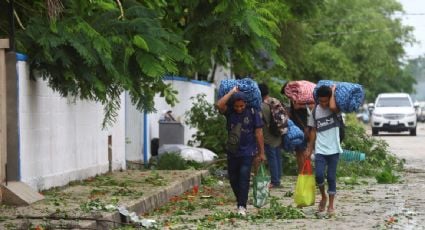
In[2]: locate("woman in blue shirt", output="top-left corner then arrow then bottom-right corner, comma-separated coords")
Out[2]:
216,86 -> 265,216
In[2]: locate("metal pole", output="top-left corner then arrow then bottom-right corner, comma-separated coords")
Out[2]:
5,163 -> 7,186
8,0 -> 16,51
143,111 -> 148,168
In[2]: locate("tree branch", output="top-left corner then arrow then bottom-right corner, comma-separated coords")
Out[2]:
116,0 -> 125,20
46,0 -> 64,20
13,9 -> 25,30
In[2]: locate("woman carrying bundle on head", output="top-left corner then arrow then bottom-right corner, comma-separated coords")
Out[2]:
281,81 -> 316,173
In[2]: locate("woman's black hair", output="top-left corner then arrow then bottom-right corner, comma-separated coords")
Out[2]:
230,92 -> 247,104
258,83 -> 269,97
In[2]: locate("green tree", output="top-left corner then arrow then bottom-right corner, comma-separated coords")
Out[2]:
255,0 -> 415,102
404,56 -> 425,99
304,0 -> 415,101
1,0 -> 292,125
1,0 -> 190,126
157,0 -> 288,80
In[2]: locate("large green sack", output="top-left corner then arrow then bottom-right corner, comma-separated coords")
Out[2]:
253,163 -> 271,208
294,159 -> 316,207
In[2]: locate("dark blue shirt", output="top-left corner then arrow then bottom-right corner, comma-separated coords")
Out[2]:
225,107 -> 263,157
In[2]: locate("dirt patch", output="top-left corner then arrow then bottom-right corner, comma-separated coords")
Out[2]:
0,170 -> 201,229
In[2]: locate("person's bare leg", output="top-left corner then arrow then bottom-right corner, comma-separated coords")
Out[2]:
318,185 -> 327,212
328,194 -> 335,216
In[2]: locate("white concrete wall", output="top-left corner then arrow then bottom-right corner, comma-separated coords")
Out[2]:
151,78 -> 216,143
124,92 -> 144,162
212,65 -> 233,86
17,61 -> 126,191
125,77 -> 215,162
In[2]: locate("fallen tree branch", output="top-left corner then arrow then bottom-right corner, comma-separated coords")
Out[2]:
16,214 -> 135,227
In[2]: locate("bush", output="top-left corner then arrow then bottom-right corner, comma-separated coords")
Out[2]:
157,152 -> 188,170
375,167 -> 400,184
281,152 -> 298,176
337,114 -> 404,179
185,94 -> 227,157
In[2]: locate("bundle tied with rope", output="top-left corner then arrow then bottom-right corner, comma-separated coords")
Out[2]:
284,80 -> 316,104
313,80 -> 365,113
218,78 -> 262,109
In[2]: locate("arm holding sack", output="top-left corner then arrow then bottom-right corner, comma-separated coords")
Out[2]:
216,86 -> 238,114
329,85 -> 339,113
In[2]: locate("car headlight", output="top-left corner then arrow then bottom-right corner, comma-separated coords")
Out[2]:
373,113 -> 383,117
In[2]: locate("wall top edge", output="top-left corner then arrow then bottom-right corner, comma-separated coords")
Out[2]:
163,76 -> 212,87
0,39 -> 10,49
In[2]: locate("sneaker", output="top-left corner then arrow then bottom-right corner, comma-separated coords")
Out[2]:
237,206 -> 247,216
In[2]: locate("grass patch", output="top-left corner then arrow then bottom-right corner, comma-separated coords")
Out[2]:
144,171 -> 167,186
157,152 -> 188,170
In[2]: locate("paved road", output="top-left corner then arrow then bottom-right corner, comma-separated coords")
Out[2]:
380,122 -> 425,230
373,122 -> 425,170
242,122 -> 425,229
153,122 -> 425,229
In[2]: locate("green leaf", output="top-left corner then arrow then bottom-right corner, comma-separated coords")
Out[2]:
133,35 -> 149,51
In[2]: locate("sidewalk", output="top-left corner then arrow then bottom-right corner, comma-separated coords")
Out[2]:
0,169 -> 209,229
2,168 -> 424,229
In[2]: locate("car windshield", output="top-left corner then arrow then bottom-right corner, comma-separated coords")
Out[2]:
376,97 -> 412,107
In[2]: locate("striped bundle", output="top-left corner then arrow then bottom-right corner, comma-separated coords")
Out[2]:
313,80 -> 365,113
218,78 -> 262,109
283,119 -> 305,152
284,80 -> 316,104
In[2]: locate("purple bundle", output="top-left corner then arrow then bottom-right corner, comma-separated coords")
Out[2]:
313,80 -> 365,113
218,78 -> 262,109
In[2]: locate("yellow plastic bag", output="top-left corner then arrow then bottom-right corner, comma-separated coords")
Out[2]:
294,160 -> 316,207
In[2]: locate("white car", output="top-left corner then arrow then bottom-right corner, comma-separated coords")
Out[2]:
370,93 -> 417,136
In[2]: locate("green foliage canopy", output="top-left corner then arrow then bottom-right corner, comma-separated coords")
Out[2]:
5,0 -> 191,126
1,0 -> 290,125
0,0 -> 418,124
259,0 -> 415,101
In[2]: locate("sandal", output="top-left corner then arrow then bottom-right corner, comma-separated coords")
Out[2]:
327,208 -> 336,217
318,199 -> 327,212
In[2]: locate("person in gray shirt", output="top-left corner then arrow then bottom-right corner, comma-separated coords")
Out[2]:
259,83 -> 283,188
306,85 -> 343,217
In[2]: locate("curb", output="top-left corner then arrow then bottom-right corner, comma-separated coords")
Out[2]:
82,170 -> 209,229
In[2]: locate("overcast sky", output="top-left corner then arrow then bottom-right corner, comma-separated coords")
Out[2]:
398,0 -> 425,58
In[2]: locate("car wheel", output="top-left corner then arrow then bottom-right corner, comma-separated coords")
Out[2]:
372,128 -> 379,136
410,127 -> 417,136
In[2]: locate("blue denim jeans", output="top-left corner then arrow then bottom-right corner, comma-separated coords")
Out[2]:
227,155 -> 254,208
265,144 -> 282,186
314,153 -> 340,195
